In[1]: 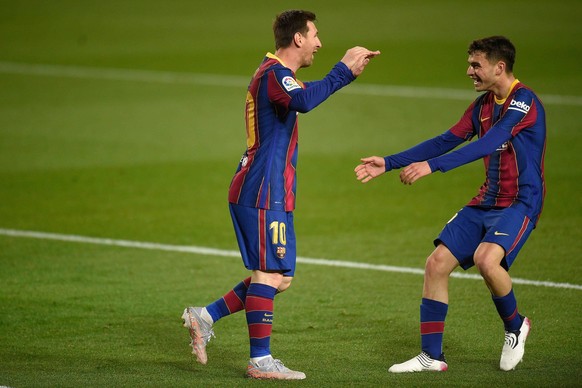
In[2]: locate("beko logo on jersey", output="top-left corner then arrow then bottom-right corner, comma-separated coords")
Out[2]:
509,99 -> 530,113
282,76 -> 301,91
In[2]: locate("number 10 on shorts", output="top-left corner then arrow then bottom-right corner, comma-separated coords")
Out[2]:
269,221 -> 287,245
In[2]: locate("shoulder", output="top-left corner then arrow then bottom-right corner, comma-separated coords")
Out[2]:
508,84 -> 540,114
266,67 -> 303,92
255,56 -> 289,79
513,84 -> 535,97
509,82 -> 540,103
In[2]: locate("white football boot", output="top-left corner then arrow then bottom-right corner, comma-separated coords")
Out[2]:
500,316 -> 531,371
388,351 -> 448,373
182,307 -> 215,365
246,356 -> 306,380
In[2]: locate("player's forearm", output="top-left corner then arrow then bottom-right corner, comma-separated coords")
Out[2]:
288,62 -> 355,112
384,130 -> 464,171
428,126 -> 512,173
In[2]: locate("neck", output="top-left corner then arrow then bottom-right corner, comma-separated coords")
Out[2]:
493,74 -> 517,100
275,48 -> 301,73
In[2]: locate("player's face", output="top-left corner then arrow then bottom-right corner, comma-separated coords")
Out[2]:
466,51 -> 499,93
299,21 -> 322,68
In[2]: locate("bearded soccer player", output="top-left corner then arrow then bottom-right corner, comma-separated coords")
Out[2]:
355,36 -> 545,373
182,10 -> 379,380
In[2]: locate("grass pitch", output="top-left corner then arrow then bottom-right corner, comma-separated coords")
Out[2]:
1,1 -> 581,386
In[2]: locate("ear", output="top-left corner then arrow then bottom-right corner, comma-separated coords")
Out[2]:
293,32 -> 303,47
495,61 -> 506,76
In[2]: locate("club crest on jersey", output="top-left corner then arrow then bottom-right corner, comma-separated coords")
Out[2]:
282,76 -> 301,91
276,246 -> 286,259
240,154 -> 249,167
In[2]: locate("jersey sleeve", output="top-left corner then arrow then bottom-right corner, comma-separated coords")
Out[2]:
381,99 -> 481,171
383,130 -> 465,171
427,88 -> 536,173
266,67 -> 299,113
503,88 -> 538,137
449,99 -> 478,140
267,62 -> 355,114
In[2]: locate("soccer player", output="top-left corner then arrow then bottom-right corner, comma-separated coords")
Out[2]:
355,36 -> 545,373
182,10 -> 379,380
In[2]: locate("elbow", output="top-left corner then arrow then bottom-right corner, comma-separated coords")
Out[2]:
289,101 -> 313,113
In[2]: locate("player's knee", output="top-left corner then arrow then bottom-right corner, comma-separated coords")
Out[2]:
277,277 -> 293,293
425,248 -> 455,278
426,255 -> 443,278
474,253 -> 497,277
474,244 -> 505,277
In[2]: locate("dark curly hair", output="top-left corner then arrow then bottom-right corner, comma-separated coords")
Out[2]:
468,36 -> 516,72
273,10 -> 317,50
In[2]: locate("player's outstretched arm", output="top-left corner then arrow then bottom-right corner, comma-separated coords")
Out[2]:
355,156 -> 386,183
341,47 -> 381,77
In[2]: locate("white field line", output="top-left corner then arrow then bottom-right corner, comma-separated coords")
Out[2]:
1,61 -> 581,106
1,228 -> 580,291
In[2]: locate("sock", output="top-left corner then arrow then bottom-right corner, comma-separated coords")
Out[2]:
205,277 -> 251,323
420,298 -> 448,360
250,355 -> 271,364
245,283 -> 277,358
492,288 -> 523,332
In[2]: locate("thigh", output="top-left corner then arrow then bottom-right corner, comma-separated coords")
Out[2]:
229,203 -> 297,276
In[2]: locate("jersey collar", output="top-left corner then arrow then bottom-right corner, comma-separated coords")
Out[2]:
266,52 -> 288,68
494,79 -> 520,105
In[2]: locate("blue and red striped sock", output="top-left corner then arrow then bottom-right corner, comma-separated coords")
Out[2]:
245,283 -> 277,358
420,298 -> 448,360
205,277 -> 251,323
492,288 -> 523,332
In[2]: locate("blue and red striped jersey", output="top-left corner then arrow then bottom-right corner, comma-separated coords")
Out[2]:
228,53 -> 355,211
433,80 -> 547,224
384,80 -> 546,224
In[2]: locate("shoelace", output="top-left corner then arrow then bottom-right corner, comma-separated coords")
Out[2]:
201,327 -> 216,345
272,359 -> 290,372
417,352 -> 435,367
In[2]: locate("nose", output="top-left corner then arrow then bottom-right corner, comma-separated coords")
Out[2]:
466,65 -> 474,76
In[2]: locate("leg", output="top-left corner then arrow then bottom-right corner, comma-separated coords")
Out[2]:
473,242 -> 511,297
245,271 -> 281,360
206,277 -> 252,322
389,244 -> 458,373
420,245 -> 458,359
226,204 -> 304,379
423,244 -> 460,303
245,270 -> 304,380
474,242 -> 524,331
182,276 -> 252,365
245,271 -> 293,358
474,242 -> 530,371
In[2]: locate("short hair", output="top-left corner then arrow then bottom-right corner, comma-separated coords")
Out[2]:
273,10 -> 317,50
468,36 -> 516,72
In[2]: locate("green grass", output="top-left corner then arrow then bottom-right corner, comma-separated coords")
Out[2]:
1,0 -> 582,386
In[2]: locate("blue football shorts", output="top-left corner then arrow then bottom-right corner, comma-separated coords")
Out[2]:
434,205 -> 535,270
229,203 -> 297,276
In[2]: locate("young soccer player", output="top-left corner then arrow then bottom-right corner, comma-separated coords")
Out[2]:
355,36 -> 545,372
